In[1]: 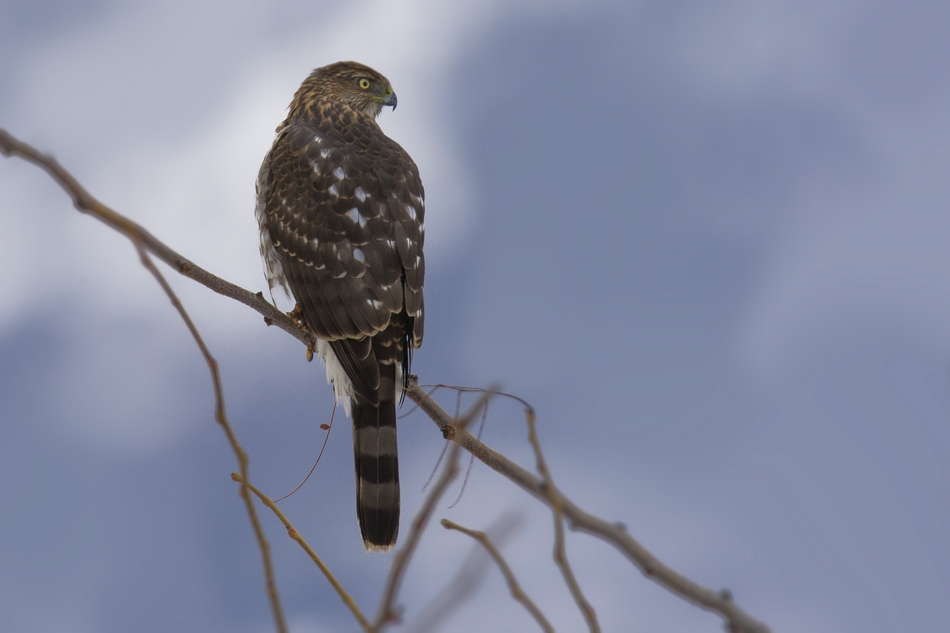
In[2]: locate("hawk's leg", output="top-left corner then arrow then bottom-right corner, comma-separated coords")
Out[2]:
284,303 -> 317,361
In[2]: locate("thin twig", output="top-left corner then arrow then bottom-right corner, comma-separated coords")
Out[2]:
405,380 -> 771,633
0,129 -> 289,633
442,519 -> 554,633
419,383 -> 534,413
233,473 -> 370,631
371,390 -> 494,631
403,513 -> 521,633
525,409 -> 598,632
448,392 -> 491,509
274,399 -> 336,503
135,246 -> 287,633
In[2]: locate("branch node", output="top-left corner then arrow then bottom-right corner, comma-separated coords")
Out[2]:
719,589 -> 733,602
383,605 -> 404,626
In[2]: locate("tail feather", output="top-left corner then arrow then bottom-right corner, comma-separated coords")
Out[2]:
352,365 -> 400,551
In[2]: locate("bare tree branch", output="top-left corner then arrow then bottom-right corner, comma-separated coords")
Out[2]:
442,519 -> 554,633
405,382 -> 772,633
135,246 -> 287,631
403,513 -> 521,633
233,473 -> 371,631
525,409 -> 599,632
1,128 -> 289,633
2,128 -> 772,633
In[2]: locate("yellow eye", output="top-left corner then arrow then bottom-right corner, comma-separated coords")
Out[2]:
358,78 -> 372,90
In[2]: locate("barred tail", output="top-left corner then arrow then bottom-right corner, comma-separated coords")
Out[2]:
352,365 -> 400,551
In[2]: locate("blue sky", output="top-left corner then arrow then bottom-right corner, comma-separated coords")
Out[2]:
2,1 -> 949,631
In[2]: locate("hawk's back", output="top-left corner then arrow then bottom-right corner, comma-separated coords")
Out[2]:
256,61 -> 425,550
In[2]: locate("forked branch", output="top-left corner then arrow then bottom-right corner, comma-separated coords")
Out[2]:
404,381 -> 771,633
1,128 -> 771,633
0,128 -> 290,633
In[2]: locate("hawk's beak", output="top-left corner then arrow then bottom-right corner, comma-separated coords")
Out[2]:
383,92 -> 397,110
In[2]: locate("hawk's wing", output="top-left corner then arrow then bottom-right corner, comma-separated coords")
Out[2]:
257,113 -> 424,400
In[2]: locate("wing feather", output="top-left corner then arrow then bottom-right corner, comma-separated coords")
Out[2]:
259,109 -> 425,398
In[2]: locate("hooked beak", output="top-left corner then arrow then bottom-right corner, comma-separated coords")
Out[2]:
383,92 -> 397,111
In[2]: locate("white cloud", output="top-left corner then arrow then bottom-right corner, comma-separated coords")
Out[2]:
2,0 -> 588,324
1,0 -> 600,455
655,3 -> 950,382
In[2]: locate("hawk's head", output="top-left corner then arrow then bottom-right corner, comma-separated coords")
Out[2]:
291,61 -> 397,121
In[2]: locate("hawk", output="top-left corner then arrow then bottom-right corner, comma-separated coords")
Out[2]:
255,61 -> 425,551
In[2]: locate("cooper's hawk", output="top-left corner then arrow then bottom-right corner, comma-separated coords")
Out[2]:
255,61 -> 425,551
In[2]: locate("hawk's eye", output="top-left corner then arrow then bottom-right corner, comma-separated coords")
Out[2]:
358,78 -> 372,90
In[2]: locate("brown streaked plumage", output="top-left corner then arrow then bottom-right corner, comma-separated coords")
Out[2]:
255,61 -> 425,552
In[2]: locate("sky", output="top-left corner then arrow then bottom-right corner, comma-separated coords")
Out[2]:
2,1 -> 950,631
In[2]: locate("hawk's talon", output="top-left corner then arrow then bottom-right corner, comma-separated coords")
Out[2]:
286,303 -> 306,323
